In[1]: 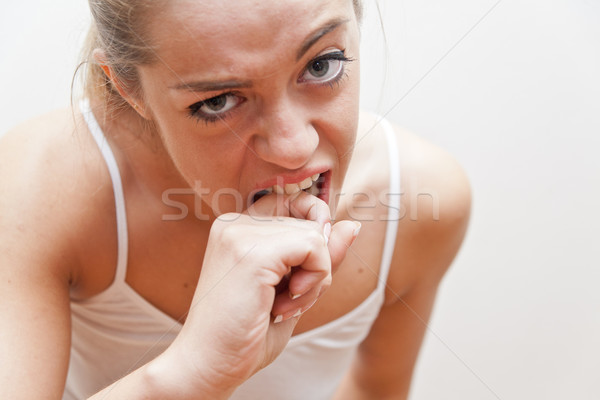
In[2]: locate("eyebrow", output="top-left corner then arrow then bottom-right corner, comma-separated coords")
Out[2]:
171,17 -> 349,93
171,80 -> 253,92
296,17 -> 349,61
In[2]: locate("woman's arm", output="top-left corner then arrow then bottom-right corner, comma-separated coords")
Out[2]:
0,123 -> 239,399
87,193 -> 359,399
0,119 -> 359,398
0,125 -> 77,399
0,253 -> 72,399
333,128 -> 472,399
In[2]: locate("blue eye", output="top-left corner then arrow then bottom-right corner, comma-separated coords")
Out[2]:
300,50 -> 352,84
187,51 -> 352,124
190,93 -> 242,116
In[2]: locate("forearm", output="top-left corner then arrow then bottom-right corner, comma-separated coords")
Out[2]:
88,352 -> 236,400
332,278 -> 446,400
332,364 -> 410,400
87,363 -> 166,400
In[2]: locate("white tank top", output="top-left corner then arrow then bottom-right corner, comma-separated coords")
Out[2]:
64,99 -> 401,400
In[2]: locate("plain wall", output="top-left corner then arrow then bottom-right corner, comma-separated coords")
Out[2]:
1,1 -> 599,399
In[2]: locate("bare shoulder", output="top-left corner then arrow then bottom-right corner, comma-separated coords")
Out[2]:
334,113 -> 472,398
389,120 -> 471,301
0,109 -> 117,290
0,109 -> 118,397
348,112 -> 471,302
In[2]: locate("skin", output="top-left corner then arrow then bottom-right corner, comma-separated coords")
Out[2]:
126,0 -> 361,218
0,0 -> 471,399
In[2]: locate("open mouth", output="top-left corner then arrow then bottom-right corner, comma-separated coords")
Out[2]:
251,171 -> 329,205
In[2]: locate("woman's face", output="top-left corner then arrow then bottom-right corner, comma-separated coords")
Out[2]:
137,0 -> 361,218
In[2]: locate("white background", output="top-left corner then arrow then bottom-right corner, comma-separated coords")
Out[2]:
1,1 -> 599,399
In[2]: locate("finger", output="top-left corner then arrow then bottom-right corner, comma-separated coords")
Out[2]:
286,191 -> 331,247
286,190 -> 331,227
261,312 -> 301,369
286,267 -> 330,300
245,191 -> 331,228
261,225 -> 330,319
244,192 -> 288,219
273,220 -> 360,313
271,286 -> 320,322
248,227 -> 330,288
328,220 -> 361,274
281,220 -> 358,305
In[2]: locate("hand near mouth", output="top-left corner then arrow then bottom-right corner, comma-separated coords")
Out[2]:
159,190 -> 359,398
245,190 -> 360,319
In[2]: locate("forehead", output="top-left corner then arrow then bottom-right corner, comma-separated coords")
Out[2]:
146,0 -> 355,79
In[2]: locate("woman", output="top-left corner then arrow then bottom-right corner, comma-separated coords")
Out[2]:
0,0 -> 471,398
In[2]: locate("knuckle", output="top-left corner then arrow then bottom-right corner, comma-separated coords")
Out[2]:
215,212 -> 242,225
247,244 -> 269,263
306,220 -> 321,231
306,228 -> 325,247
212,217 -> 248,249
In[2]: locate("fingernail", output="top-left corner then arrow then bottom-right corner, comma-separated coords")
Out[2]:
301,298 -> 318,314
353,221 -> 362,237
323,222 -> 331,245
274,308 -> 302,324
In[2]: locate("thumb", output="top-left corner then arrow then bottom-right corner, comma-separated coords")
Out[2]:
327,220 -> 361,273
259,314 -> 302,370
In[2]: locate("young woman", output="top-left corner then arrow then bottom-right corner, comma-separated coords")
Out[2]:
0,0 -> 471,398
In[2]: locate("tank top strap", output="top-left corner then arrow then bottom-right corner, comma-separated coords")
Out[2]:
79,98 -> 129,283
377,117 -> 401,291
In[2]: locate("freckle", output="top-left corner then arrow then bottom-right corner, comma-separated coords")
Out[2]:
183,282 -> 189,289
358,268 -> 364,273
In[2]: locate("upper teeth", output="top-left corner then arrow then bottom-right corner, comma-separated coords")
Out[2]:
272,173 -> 320,195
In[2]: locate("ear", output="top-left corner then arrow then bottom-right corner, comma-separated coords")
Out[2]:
92,49 -> 150,119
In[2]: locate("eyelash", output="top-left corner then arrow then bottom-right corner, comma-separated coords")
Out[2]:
299,50 -> 353,85
187,50 -> 354,125
187,93 -> 243,126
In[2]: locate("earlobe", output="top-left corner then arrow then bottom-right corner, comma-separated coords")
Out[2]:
92,48 -> 149,119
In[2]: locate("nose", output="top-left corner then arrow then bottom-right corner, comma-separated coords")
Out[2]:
252,103 -> 319,170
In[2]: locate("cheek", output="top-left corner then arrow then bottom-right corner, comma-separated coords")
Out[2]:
162,134 -> 250,214
342,62 -> 361,153
151,110 -> 246,187
331,74 -> 361,155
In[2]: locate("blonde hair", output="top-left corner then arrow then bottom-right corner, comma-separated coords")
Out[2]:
82,0 -> 363,114
82,0 -> 162,115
